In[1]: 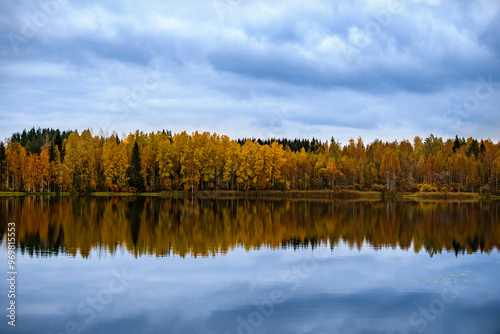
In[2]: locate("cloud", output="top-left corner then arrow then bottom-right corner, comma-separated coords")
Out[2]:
0,0 -> 499,143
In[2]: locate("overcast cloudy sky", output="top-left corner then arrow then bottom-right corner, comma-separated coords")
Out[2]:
1,0 -> 499,143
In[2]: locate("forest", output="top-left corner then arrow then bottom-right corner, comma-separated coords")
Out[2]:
0,127 -> 499,194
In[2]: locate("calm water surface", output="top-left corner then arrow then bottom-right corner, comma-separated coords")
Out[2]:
1,197 -> 500,334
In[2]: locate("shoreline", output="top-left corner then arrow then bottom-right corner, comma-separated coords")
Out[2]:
0,190 -> 498,200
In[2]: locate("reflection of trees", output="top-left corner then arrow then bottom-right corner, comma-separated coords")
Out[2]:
1,197 -> 499,258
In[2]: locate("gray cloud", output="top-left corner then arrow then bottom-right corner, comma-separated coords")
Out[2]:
1,0 -> 499,143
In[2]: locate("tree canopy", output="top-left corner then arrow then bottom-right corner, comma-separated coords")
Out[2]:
1,129 -> 499,194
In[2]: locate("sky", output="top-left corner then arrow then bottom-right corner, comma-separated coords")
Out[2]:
1,0 -> 500,144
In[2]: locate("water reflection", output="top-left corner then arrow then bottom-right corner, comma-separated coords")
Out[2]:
1,197 -> 499,257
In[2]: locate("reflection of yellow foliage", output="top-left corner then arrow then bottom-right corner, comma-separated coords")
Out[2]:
3,198 -> 500,258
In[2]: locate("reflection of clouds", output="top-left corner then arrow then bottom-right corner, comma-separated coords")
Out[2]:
208,291 -> 500,334
2,244 -> 500,334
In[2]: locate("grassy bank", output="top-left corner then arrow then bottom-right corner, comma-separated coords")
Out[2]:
1,190 -> 499,200
384,192 -> 500,200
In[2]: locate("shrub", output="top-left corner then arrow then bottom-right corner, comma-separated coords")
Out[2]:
372,184 -> 386,192
418,183 -> 437,192
440,185 -> 453,193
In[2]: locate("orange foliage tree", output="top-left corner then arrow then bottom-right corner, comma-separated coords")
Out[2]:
2,130 -> 500,194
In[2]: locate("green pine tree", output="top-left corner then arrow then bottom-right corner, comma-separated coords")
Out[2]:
129,142 -> 145,192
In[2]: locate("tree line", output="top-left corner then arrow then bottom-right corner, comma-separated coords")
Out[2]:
0,128 -> 499,193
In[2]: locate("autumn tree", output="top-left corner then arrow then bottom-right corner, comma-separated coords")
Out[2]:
141,131 -> 165,191
2,129 -> 499,194
237,139 -> 258,190
466,157 -> 480,192
157,134 -> 174,190
222,136 -> 240,190
365,162 -> 378,189
63,131 -> 80,190
6,141 -> 26,190
424,134 -> 443,157
398,140 -> 415,190
24,153 -> 40,192
296,148 -> 313,189
281,147 -> 297,190
196,132 -> 218,190
39,148 -> 51,192
366,139 -> 386,177
454,152 -> 468,192
49,144 -> 66,192
102,135 -> 130,191
493,156 -> 500,193
181,132 -> 201,192
380,149 -> 400,192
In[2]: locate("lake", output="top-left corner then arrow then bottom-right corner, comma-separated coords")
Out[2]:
1,197 -> 500,334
